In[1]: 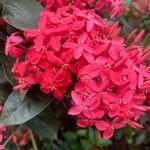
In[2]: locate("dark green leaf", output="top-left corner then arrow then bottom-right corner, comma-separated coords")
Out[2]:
80,139 -> 93,150
63,131 -> 77,143
0,0 -> 43,30
0,31 -> 6,40
96,138 -> 112,147
0,83 -> 12,102
120,16 -> 133,35
114,130 -> 123,140
76,129 -> 87,137
5,143 -> 18,150
0,53 -> 16,85
87,127 -> 94,141
0,89 -> 52,125
136,133 -> 146,145
0,65 -> 7,84
143,33 -> 150,48
27,108 -> 59,140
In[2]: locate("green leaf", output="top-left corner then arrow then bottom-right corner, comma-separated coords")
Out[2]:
27,108 -> 59,140
76,129 -> 87,137
0,53 -> 16,85
0,89 -> 52,125
0,0 -> 43,30
143,33 -> 150,48
0,31 -> 6,40
136,133 -> 146,145
96,138 -> 112,147
114,130 -> 123,140
120,16 -> 133,35
63,131 -> 77,143
80,139 -> 93,150
87,127 -> 94,141
0,65 -> 7,84
0,83 -> 12,102
5,143 -> 19,150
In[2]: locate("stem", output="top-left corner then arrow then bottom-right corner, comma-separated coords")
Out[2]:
95,128 -> 101,139
3,133 -> 15,146
16,143 -> 21,150
29,129 -> 38,150
3,125 -> 22,147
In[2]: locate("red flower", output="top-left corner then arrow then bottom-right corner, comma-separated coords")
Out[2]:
6,2 -> 150,140
63,32 -> 94,59
95,118 -> 125,139
68,91 -> 100,118
41,68 -> 72,100
5,32 -> 24,58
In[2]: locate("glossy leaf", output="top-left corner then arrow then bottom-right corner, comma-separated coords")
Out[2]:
27,108 -> 59,140
0,0 -> 43,30
0,83 -> 12,102
0,64 -> 7,84
0,52 -> 16,85
0,89 -> 52,125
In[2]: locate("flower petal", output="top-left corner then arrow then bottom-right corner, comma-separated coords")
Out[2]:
86,20 -> 94,32
123,89 -> 133,104
108,104 -> 120,117
78,32 -> 88,44
77,119 -> 89,128
103,128 -> 114,140
47,36 -> 61,51
74,47 -> 83,59
95,121 -> 110,131
71,91 -> 82,105
102,92 -> 118,103
82,109 -> 95,119
68,106 -> 81,115
72,20 -> 85,30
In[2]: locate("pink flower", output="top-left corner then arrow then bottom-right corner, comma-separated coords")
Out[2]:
68,91 -> 100,118
41,68 -> 72,100
46,36 -> 61,51
95,118 -> 125,139
63,32 -> 94,60
14,75 -> 37,90
98,37 -> 124,60
6,3 -> 150,140
5,32 -> 24,58
76,11 -> 104,32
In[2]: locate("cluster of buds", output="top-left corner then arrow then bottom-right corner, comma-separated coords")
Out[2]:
131,0 -> 150,16
5,0 -> 150,140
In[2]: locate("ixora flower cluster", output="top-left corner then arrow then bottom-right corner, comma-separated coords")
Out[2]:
5,0 -> 150,140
